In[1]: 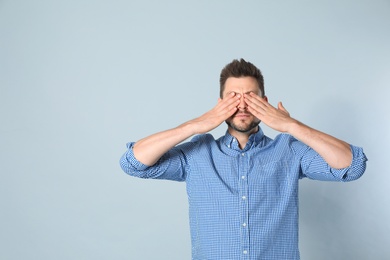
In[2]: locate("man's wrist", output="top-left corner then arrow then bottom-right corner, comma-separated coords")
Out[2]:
179,120 -> 200,136
285,119 -> 305,136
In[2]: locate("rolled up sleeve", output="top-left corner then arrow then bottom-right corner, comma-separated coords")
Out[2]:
119,142 -> 191,182
300,144 -> 368,182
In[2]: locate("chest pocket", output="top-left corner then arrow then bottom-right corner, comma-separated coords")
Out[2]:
249,160 -> 297,196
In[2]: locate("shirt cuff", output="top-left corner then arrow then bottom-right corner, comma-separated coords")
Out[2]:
125,142 -> 150,171
329,144 -> 367,181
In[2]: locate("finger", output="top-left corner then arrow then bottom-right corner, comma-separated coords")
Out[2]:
214,101 -> 238,121
219,93 -> 240,110
245,93 -> 268,112
278,102 -> 289,115
214,94 -> 239,119
247,92 -> 269,107
278,102 -> 284,110
246,106 -> 262,120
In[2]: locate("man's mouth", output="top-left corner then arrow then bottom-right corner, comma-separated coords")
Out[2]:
234,113 -> 251,118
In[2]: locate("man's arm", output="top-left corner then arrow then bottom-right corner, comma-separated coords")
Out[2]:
244,92 -> 352,169
133,92 -> 241,166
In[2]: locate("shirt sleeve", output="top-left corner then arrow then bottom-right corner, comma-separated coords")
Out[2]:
119,141 -> 195,182
294,141 -> 368,182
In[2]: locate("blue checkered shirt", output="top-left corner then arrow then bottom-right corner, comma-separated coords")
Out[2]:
120,128 -> 367,260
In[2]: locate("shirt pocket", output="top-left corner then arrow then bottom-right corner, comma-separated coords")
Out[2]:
251,160 -> 297,197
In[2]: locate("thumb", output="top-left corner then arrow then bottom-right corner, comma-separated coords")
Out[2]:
278,102 -> 289,114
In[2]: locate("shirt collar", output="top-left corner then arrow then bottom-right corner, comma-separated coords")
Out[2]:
223,127 -> 265,151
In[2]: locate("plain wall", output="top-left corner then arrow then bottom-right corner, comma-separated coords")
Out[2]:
1,0 -> 389,259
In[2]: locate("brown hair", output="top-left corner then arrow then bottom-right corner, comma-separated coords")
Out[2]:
219,58 -> 264,97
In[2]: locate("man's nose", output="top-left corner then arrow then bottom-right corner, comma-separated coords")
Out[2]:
237,94 -> 247,110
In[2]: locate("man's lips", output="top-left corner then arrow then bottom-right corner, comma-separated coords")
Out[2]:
234,113 -> 251,118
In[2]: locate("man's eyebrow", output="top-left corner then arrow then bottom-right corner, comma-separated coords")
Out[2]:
226,91 -> 254,95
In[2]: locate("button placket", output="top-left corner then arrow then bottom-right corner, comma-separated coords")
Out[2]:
239,152 -> 250,258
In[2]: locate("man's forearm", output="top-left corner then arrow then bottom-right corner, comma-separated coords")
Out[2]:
133,122 -> 196,166
287,120 -> 352,169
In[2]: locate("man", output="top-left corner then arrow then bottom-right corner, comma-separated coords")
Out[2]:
120,59 -> 367,259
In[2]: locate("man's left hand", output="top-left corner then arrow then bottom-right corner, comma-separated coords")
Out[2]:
244,92 -> 296,133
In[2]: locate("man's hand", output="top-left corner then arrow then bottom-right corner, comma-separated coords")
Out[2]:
244,92 -> 296,132
133,92 -> 240,166
188,92 -> 241,134
244,92 -> 352,168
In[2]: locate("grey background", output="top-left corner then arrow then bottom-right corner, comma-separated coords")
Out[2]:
1,0 -> 389,259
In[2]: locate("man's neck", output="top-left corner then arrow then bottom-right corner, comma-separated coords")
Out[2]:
228,126 -> 259,150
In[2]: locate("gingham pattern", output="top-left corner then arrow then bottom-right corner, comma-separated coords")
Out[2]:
120,128 -> 367,260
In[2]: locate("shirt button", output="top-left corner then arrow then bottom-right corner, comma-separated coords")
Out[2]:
242,196 -> 246,200
241,153 -> 245,156
243,250 -> 248,254
242,223 -> 247,227
241,176 -> 245,179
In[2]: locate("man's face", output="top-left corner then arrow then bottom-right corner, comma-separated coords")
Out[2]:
222,76 -> 262,134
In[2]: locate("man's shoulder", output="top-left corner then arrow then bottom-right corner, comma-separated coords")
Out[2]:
270,133 -> 311,155
174,133 -> 217,153
272,133 -> 298,143
265,133 -> 306,149
190,133 -> 216,144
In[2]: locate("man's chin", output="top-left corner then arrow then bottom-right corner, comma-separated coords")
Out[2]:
225,120 -> 260,133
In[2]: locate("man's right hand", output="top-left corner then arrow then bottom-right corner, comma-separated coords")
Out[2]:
133,92 -> 240,166
187,92 -> 241,134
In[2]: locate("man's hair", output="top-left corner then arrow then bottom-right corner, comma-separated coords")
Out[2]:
219,58 -> 265,98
